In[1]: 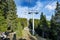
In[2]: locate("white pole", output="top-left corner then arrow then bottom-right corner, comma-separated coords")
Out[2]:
32,13 -> 34,35
26,12 -> 28,27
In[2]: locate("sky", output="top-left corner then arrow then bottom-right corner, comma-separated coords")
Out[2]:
14,0 -> 60,20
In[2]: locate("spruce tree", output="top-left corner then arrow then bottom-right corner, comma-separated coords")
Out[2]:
55,1 -> 60,25
6,0 -> 17,31
0,0 -> 7,32
40,12 -> 48,38
50,1 -> 60,40
50,15 -> 57,40
55,1 -> 60,40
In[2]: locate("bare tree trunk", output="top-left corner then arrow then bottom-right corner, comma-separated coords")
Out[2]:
42,31 -> 44,38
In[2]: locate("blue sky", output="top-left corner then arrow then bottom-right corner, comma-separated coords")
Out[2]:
14,0 -> 60,20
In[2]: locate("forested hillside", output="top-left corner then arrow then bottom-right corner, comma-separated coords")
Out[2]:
0,0 -> 60,40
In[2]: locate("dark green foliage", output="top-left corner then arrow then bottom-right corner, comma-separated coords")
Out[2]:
39,12 -> 49,38
0,0 -> 27,38
19,18 -> 27,28
49,15 -> 57,40
16,18 -> 23,38
29,12 -> 49,39
50,1 -> 60,40
50,15 -> 56,28
0,0 -> 17,32
34,19 -> 40,29
29,19 -> 39,29
40,12 -> 48,30
0,0 -> 7,32
29,19 -> 33,29
16,18 -> 27,37
6,0 -> 17,31
1,0 -> 60,40
29,19 -> 40,35
35,12 -> 50,40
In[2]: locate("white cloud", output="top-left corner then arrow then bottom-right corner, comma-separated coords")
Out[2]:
29,1 -> 43,12
17,6 -> 28,18
45,5 -> 55,10
16,1 -> 42,19
45,1 -> 56,11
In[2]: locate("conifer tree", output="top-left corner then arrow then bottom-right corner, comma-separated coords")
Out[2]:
0,0 -> 17,32
50,1 -> 60,40
55,1 -> 60,25
6,0 -> 17,31
40,12 -> 48,38
55,2 -> 60,40
50,15 -> 57,40
0,0 -> 7,32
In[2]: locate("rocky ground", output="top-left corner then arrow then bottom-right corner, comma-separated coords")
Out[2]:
22,27 -> 47,40
22,27 -> 37,40
0,27 -> 47,40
